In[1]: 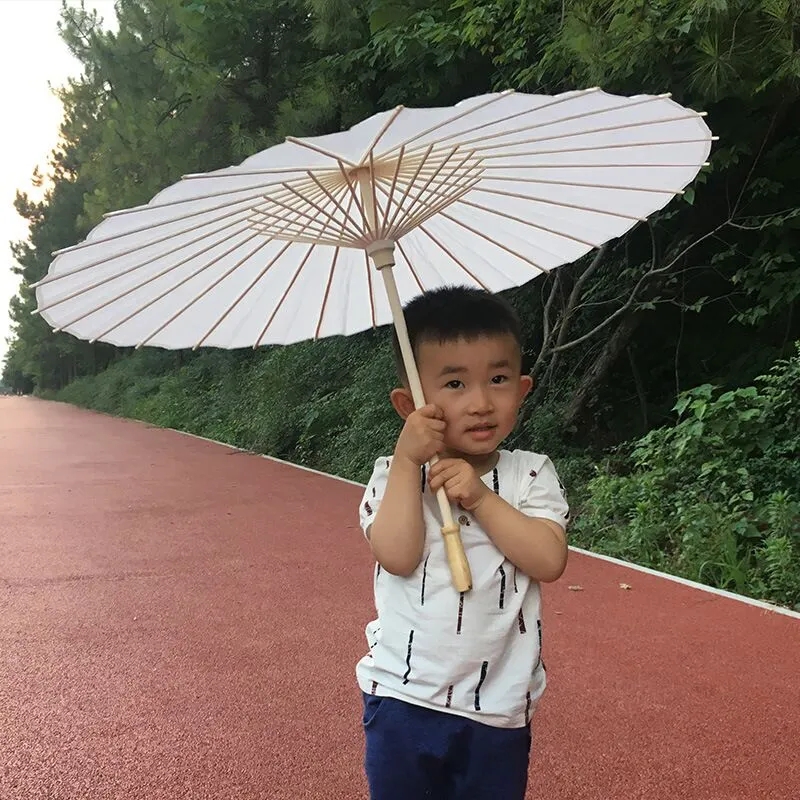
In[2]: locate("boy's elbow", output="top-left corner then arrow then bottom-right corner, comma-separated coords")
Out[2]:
374,551 -> 421,577
534,544 -> 569,583
370,534 -> 423,577
538,556 -> 567,583
382,559 -> 420,578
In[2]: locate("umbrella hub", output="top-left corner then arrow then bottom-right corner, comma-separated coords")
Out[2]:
365,239 -> 396,270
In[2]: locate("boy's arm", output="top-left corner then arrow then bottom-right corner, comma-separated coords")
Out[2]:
428,455 -> 568,583
367,455 -> 425,577
470,494 -> 567,583
364,404 -> 446,577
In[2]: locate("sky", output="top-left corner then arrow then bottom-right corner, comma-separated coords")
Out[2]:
0,0 -> 115,366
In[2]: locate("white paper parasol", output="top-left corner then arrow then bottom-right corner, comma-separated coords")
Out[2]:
34,88 -> 715,592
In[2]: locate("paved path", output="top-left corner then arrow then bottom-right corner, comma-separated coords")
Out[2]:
1,396 -> 798,799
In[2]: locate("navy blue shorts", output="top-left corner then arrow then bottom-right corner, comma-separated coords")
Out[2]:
362,693 -> 531,800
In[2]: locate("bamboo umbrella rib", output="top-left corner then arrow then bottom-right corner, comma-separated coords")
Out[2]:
314,247 -> 341,339
254,244 -> 318,348
247,208 -> 342,244
437,210 -> 547,274
394,239 -> 426,294
34,206 -> 253,289
382,88 -> 601,158
480,137 -> 716,162
388,178 -> 483,239
392,159 -> 484,198
254,181 -> 359,241
412,152 -> 483,200
402,148 -> 476,219
248,228 -> 349,248
484,175 -> 684,194
249,199 -> 333,235
182,165 -> 320,179
379,91 -> 516,160
417,224 -> 491,290
483,161 -> 712,169
370,172 -> 477,239
380,144 -> 406,232
306,171 -> 367,237
473,186 -> 647,222
384,147 -> 466,235
52,187 -> 280,257
264,185 -> 352,236
82,229 -> 263,341
135,235 -> 277,349
285,136 -> 358,167
251,188 -> 337,237
457,198 -> 600,249
358,105 -> 405,166
385,143 -> 436,233
102,176 -> 319,218
420,93 -> 673,154
193,240 -> 295,349
254,192 -> 356,242
37,219 -> 254,316
243,178 -> 332,222
249,205 -> 360,247
444,113 -> 711,156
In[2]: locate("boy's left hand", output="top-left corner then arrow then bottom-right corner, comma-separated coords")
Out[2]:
428,459 -> 489,512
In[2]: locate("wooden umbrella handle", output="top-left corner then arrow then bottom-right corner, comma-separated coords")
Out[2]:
430,455 -> 473,593
367,242 -> 473,593
357,171 -> 472,593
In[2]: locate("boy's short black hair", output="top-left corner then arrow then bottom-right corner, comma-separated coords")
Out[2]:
391,285 -> 523,383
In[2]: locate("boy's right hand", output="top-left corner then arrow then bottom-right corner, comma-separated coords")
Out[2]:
394,404 -> 446,466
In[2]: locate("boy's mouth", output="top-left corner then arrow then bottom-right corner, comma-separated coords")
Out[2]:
465,423 -> 497,440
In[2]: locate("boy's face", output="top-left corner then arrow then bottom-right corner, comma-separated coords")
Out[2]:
397,333 -> 533,460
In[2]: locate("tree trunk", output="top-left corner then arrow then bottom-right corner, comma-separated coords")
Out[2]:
563,312 -> 643,429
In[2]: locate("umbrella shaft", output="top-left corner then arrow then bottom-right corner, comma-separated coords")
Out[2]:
379,267 -> 426,410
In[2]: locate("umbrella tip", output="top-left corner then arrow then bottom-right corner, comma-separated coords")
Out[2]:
698,111 -> 708,117
711,136 -> 719,141
659,92 -> 672,98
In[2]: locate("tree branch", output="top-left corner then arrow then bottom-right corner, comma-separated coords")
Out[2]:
550,223 -> 726,355
531,269 -> 562,375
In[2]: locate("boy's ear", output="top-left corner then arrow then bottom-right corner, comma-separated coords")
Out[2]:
519,373 -> 534,400
390,387 -> 416,420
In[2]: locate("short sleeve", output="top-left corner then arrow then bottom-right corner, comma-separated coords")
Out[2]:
517,453 -> 570,529
359,456 -> 393,538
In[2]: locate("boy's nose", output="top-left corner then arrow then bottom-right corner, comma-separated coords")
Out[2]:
468,389 -> 494,414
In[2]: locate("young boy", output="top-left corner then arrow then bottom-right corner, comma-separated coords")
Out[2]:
356,286 -> 570,800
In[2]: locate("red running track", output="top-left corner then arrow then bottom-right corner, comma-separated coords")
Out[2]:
1,397 -> 798,800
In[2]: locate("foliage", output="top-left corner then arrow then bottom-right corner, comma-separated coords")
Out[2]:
53,331 -> 403,483
572,344 -> 800,607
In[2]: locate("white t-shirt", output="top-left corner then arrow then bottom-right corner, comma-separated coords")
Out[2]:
356,448 -> 570,729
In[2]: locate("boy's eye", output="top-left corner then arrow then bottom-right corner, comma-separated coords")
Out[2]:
492,375 -> 509,384
445,380 -> 464,390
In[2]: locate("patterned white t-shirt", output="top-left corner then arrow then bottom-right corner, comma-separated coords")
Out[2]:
356,448 -> 569,729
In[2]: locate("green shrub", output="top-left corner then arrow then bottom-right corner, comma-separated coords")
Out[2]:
572,344 -> 800,608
